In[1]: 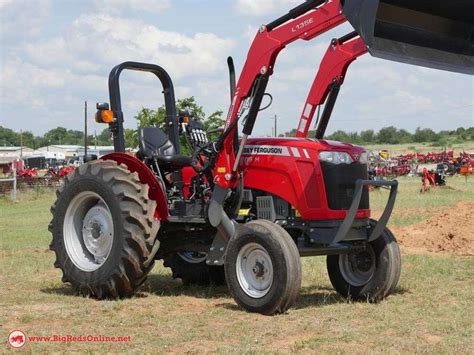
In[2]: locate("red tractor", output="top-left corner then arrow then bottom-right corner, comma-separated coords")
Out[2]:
49,0 -> 472,314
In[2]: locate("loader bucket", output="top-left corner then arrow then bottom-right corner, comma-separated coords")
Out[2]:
342,0 -> 474,74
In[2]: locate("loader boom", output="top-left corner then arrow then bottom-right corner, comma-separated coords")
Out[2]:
296,32 -> 368,138
212,0 -> 473,189
213,0 -> 346,189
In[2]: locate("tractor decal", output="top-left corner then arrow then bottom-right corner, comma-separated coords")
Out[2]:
242,145 -> 290,156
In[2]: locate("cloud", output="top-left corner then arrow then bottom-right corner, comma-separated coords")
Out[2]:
0,0 -> 51,43
20,14 -> 234,79
0,10 -> 234,134
0,0 -> 14,10
93,0 -> 171,15
234,0 -> 300,17
0,1 -> 471,137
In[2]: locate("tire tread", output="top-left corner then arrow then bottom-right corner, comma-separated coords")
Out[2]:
50,159 -> 160,299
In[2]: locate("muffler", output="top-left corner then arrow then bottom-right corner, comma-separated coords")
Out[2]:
342,0 -> 473,74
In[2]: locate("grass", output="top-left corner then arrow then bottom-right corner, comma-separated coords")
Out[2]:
1,179 -> 473,353
364,140 -> 474,155
371,175 -> 474,226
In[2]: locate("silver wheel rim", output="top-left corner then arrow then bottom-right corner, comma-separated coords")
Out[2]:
339,246 -> 376,286
63,191 -> 114,272
178,251 -> 207,264
236,242 -> 273,298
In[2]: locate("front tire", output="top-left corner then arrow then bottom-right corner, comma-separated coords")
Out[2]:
49,160 -> 160,299
327,224 -> 401,301
225,220 -> 301,315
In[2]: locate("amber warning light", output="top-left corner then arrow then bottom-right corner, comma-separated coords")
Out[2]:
95,102 -> 115,123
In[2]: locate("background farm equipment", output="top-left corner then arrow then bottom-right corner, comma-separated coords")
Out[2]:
420,166 -> 447,193
17,168 -> 38,178
0,164 -> 70,196
45,166 -> 75,178
368,149 -> 474,179
49,0 -> 472,315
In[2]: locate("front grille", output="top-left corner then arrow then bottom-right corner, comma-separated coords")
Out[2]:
321,162 -> 369,210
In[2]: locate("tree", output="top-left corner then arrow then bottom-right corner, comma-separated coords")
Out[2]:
413,127 -> 438,142
327,130 -> 350,142
466,127 -> 474,140
397,129 -> 413,144
360,129 -> 375,143
18,131 -> 36,148
97,128 -> 113,145
135,107 -> 167,129
132,96 -> 224,150
43,127 -> 68,145
0,126 -> 18,146
377,126 -> 400,144
348,132 -> 362,144
124,129 -> 138,149
284,129 -> 298,137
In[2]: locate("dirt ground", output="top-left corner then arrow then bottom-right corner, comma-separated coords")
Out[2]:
392,201 -> 474,256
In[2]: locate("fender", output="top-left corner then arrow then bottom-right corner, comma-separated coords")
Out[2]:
101,152 -> 169,220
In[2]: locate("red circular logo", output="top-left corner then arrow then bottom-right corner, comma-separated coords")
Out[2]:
8,330 -> 26,348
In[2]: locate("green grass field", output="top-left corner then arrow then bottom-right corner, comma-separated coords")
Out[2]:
1,177 -> 473,353
364,140 -> 474,155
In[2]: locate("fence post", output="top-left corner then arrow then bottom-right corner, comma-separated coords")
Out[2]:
12,167 -> 17,201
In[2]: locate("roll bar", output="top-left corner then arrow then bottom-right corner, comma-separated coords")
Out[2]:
107,61 -> 179,153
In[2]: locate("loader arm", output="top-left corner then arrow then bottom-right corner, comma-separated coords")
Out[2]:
296,32 -> 368,138
213,0 -> 346,189
212,0 -> 473,190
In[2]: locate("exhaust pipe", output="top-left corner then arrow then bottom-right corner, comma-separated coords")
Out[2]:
342,0 -> 474,75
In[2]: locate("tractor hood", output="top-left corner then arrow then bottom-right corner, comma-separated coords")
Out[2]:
342,0 -> 474,75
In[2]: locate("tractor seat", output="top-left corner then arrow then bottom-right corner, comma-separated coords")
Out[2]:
138,126 -> 192,168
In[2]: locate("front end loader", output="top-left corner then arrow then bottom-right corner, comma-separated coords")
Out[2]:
49,0 -> 473,314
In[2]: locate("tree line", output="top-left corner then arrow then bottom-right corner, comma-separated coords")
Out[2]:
0,126 -> 113,149
1,96 -> 472,149
284,126 -> 474,145
0,97 -> 224,150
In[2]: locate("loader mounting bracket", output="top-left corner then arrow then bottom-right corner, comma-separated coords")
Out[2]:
334,179 -> 398,244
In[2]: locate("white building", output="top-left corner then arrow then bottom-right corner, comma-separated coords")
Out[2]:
36,145 -> 118,158
0,146 -> 34,157
78,146 -> 115,158
0,146 -> 33,174
28,151 -> 66,160
36,145 -> 83,158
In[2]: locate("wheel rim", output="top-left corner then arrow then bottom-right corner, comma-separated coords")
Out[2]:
236,242 -> 273,298
63,191 -> 114,272
177,251 -> 208,264
339,246 -> 376,287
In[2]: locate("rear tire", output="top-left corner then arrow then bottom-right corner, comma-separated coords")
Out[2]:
327,224 -> 401,301
163,252 -> 225,286
225,220 -> 301,315
49,160 -> 160,299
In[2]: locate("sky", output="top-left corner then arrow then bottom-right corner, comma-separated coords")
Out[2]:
0,0 -> 473,138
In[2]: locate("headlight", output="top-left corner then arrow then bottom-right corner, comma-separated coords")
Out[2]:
358,151 -> 368,164
319,151 -> 353,164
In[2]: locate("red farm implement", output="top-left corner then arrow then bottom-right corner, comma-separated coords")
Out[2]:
17,168 -> 38,178
45,166 -> 76,178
